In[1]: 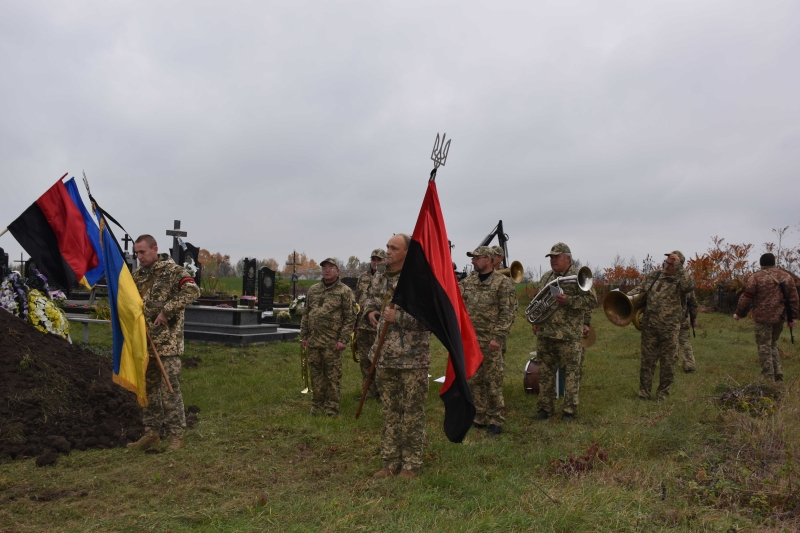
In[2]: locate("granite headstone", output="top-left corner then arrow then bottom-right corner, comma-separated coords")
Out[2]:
242,258 -> 257,297
258,266 -> 276,312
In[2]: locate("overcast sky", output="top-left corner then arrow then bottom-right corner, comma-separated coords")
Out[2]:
1,0 -> 799,278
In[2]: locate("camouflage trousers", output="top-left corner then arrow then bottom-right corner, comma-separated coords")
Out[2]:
639,325 -> 679,400
308,347 -> 343,416
468,341 -> 505,427
679,318 -> 696,372
754,322 -> 784,380
376,367 -> 429,473
536,337 -> 582,417
143,355 -> 186,438
356,328 -> 378,399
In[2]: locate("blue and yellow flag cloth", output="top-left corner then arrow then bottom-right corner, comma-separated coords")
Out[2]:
97,215 -> 149,406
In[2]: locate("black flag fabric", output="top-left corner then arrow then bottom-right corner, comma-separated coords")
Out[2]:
392,179 -> 483,443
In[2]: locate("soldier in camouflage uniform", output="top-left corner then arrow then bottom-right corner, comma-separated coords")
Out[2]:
460,246 -> 515,434
128,235 -> 200,452
363,234 -> 430,479
353,248 -> 386,400
735,253 -> 799,381
679,289 -> 699,373
530,243 -> 596,421
300,258 -> 357,416
492,244 -> 519,319
629,250 -> 695,400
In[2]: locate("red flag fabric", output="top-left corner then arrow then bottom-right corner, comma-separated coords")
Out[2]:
392,179 -> 483,443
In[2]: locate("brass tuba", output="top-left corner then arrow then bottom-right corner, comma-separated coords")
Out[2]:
525,267 -> 593,324
498,260 -> 524,283
602,290 -> 646,331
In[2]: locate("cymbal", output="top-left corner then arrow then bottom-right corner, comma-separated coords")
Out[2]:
582,326 -> 596,348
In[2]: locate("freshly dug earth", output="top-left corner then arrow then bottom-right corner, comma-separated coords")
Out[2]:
0,311 -> 144,465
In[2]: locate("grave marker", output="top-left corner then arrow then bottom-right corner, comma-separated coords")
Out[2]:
242,258 -> 257,297
258,266 -> 276,313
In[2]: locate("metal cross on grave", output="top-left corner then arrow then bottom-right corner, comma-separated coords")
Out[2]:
120,233 -> 134,252
290,250 -> 300,299
165,220 -> 187,263
14,254 -> 25,276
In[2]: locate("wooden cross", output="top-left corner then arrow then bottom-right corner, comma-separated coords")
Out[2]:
120,233 -> 134,252
165,220 -> 187,263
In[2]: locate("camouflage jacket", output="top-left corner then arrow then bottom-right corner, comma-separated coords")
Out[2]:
459,270 -> 515,344
735,267 -> 800,324
536,266 -> 597,342
364,269 -> 430,370
629,264 -> 695,330
132,255 -> 200,357
500,274 -> 519,318
583,287 -> 597,327
300,278 -> 357,349
354,268 -> 378,332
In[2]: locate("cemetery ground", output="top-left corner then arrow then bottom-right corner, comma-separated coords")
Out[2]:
2,303 -> 800,532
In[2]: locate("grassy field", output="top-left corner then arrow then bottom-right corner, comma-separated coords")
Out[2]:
2,303 -> 800,532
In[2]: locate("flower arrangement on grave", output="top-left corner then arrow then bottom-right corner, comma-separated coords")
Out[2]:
277,310 -> 291,323
183,258 -> 198,278
0,269 -> 69,339
28,289 -> 69,339
289,295 -> 306,314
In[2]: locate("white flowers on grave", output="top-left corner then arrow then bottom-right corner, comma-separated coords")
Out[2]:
289,295 -> 306,313
1,270 -> 69,339
183,258 -> 198,277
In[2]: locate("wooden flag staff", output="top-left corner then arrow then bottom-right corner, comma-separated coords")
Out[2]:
146,330 -> 174,393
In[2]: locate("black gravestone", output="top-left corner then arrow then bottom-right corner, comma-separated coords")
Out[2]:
242,258 -> 257,297
175,242 -> 202,285
0,247 -> 8,278
24,259 -> 37,279
258,266 -> 276,312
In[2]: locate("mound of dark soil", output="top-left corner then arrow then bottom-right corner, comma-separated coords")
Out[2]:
0,311 -> 144,465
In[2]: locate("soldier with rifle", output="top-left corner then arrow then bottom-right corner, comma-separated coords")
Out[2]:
734,253 -> 799,382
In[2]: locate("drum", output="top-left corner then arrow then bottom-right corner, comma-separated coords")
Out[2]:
524,357 -> 540,395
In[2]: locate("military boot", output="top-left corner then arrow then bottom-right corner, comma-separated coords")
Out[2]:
126,429 -> 160,449
165,436 -> 185,451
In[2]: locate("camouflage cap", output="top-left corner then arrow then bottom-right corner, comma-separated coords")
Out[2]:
666,250 -> 685,264
370,248 -> 386,260
467,245 -> 496,258
545,242 -> 571,257
320,257 -> 339,268
491,245 -> 505,257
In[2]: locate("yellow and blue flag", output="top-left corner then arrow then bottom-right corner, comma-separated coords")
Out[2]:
97,216 -> 149,406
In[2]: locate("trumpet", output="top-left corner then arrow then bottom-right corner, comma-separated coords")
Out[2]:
525,266 -> 593,325
498,260 -> 524,283
300,343 -> 312,394
603,290 -> 646,331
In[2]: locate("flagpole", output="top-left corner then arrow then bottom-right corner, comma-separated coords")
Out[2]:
0,228 -> 7,238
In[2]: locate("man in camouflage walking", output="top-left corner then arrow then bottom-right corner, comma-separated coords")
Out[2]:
629,250 -> 695,400
734,253 -> 798,382
364,234 -> 430,479
353,248 -> 386,401
530,243 -> 596,421
300,258 -> 357,416
128,235 -> 200,452
460,246 -> 515,434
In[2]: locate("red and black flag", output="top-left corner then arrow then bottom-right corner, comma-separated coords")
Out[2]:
7,174 -> 101,295
392,178 -> 483,443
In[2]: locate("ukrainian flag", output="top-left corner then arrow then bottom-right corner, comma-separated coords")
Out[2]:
64,178 -> 105,288
97,217 -> 149,406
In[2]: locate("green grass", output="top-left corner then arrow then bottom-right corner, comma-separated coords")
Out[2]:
3,307 -> 800,531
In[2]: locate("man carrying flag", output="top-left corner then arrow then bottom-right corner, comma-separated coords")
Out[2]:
127,234 -> 200,452
364,234 -> 431,479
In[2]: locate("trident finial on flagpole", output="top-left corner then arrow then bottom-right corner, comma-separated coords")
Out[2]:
429,133 -> 451,182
